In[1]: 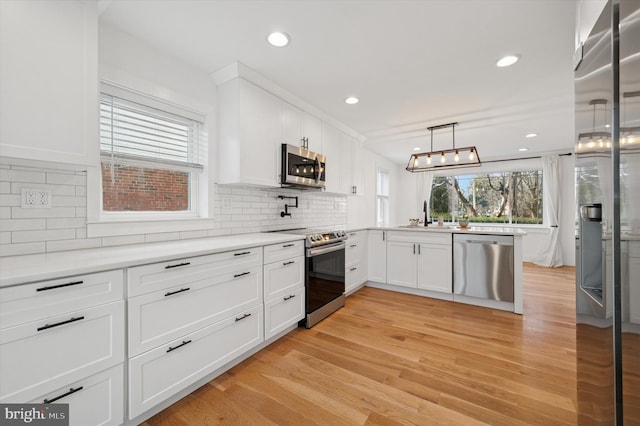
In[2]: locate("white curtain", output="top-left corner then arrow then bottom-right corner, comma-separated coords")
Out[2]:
416,171 -> 434,222
533,155 -> 564,267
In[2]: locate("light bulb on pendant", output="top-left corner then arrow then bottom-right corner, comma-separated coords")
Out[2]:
440,152 -> 446,164
454,149 -> 459,162
413,156 -> 419,167
303,166 -> 307,173
427,154 -> 432,165
469,148 -> 475,161
296,167 -> 299,173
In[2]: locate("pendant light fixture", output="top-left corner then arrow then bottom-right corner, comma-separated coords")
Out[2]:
576,99 -> 611,152
621,91 -> 639,147
406,122 -> 481,172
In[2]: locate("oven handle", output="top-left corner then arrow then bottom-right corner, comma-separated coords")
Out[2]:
306,242 -> 346,258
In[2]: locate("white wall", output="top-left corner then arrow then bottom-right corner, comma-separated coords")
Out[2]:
575,0 -> 608,49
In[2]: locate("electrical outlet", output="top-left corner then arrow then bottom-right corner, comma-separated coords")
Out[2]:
21,188 -> 52,208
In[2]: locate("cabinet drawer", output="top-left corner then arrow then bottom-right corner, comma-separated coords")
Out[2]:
263,256 -> 304,302
0,300 -> 125,403
0,270 -> 123,329
128,266 -> 262,357
264,286 -> 304,340
127,247 -> 262,297
346,240 -> 361,265
346,263 -> 364,288
387,231 -> 452,245
263,240 -> 304,264
128,304 -> 263,419
29,364 -> 124,426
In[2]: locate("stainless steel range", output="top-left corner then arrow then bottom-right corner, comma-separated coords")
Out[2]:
300,230 -> 347,328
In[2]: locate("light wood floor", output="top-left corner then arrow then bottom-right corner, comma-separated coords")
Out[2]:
143,263 -> 577,425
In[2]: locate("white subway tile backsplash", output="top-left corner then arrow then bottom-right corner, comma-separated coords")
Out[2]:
0,241 -> 46,256
102,234 -> 146,247
47,218 -> 86,229
0,232 -> 10,244
0,169 -> 46,184
12,229 -> 76,243
47,238 -> 102,253
2,219 -> 46,231
46,172 -> 85,186
11,207 -> 77,219
145,232 -> 181,243
1,160 -> 348,257
51,196 -> 86,207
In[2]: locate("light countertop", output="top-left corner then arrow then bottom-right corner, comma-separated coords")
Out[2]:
0,233 -> 304,288
367,225 -> 527,236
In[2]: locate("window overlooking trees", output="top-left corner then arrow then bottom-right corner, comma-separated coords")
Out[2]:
430,170 -> 544,225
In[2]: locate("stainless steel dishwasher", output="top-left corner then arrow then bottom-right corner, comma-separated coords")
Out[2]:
453,234 -> 514,302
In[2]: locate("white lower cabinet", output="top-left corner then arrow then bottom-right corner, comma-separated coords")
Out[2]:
128,304 -> 263,419
367,230 -> 387,283
0,300 -> 125,403
264,286 -> 305,339
386,232 -> 452,293
345,231 -> 368,294
127,265 -> 262,357
29,364 -> 124,426
263,243 -> 305,340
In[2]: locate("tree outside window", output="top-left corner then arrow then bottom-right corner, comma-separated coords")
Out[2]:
430,170 -> 543,225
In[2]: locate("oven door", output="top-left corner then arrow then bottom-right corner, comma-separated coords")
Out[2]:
281,144 -> 326,188
305,242 -> 345,313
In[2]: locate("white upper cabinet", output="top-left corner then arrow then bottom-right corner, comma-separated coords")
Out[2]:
280,102 -> 322,152
217,78 -> 281,187
281,102 -> 304,148
321,122 -> 342,194
0,0 -> 99,166
213,64 -> 362,189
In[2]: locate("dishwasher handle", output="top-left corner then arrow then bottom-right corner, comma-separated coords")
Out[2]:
465,240 -> 499,245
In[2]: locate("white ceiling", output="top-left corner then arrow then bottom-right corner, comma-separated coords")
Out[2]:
99,0 -> 577,165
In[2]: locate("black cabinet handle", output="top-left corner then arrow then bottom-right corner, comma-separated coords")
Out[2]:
43,386 -> 83,404
350,267 -> 358,272
165,287 -> 190,297
284,294 -> 296,301
166,340 -> 192,353
350,244 -> 357,248
234,271 -> 250,278
283,243 -> 295,247
37,316 -> 85,332
235,313 -> 252,322
37,280 -> 83,292
283,261 -> 295,266
165,262 -> 190,270
234,251 -> 251,256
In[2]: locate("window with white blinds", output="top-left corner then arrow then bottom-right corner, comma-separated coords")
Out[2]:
99,93 -> 204,169
98,83 -> 207,215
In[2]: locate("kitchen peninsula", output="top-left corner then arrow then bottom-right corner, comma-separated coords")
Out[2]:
364,226 -> 525,314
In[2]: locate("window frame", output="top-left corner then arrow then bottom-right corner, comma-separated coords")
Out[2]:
87,80 -> 214,238
98,82 -> 206,221
376,167 -> 390,227
430,168 -> 545,227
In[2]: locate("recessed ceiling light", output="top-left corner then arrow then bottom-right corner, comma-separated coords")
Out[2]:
344,96 -> 359,105
497,55 -> 519,67
267,32 -> 289,47
518,148 -> 529,152
413,147 -> 421,151
525,133 -> 538,138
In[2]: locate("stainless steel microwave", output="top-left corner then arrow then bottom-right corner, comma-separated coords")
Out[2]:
281,144 -> 326,189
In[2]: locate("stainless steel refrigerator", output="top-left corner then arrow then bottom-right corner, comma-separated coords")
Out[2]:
575,1 -> 640,424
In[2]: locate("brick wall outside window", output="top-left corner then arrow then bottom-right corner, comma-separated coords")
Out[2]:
101,162 -> 189,211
